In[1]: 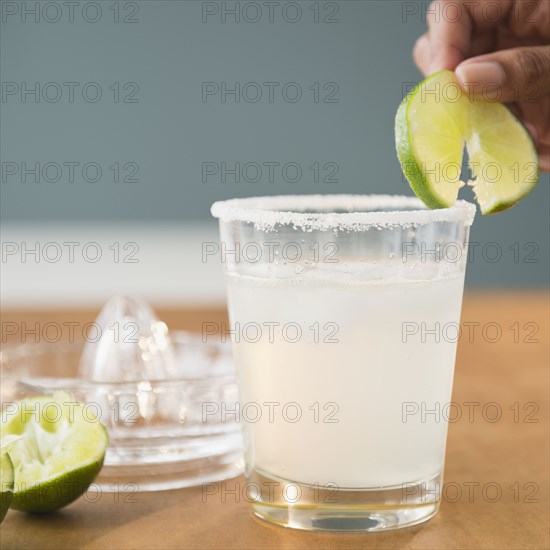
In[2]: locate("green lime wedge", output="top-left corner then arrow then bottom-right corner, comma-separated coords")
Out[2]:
1,393 -> 108,514
396,70 -> 539,214
0,452 -> 14,522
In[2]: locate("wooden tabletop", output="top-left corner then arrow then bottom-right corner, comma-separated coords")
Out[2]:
1,292 -> 549,549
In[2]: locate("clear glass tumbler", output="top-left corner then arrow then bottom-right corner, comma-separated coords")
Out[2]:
211,194 -> 475,531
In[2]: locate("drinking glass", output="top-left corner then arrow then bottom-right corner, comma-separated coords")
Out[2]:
211,194 -> 475,531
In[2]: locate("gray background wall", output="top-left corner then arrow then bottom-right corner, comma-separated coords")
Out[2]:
1,0 -> 549,289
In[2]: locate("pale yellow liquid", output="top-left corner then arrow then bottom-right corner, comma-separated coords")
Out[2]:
227,266 -> 464,488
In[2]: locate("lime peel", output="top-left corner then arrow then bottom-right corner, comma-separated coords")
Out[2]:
0,452 -> 14,522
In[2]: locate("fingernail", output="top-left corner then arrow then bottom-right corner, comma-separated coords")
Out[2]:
456,61 -> 506,90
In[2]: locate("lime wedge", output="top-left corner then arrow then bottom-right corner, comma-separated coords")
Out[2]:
396,70 -> 539,214
0,452 -> 14,522
1,393 -> 108,513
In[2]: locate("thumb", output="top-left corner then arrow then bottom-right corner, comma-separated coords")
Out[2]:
455,46 -> 550,102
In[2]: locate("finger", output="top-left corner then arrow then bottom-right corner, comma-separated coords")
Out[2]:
426,0 -> 517,73
506,102 -> 523,121
470,30 -> 497,58
413,28 -> 495,78
519,102 -> 550,172
539,146 -> 550,172
426,0 -> 474,72
413,33 -> 431,76
455,45 -> 550,102
534,137 -> 550,172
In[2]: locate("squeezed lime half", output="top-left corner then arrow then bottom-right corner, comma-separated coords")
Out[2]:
1,393 -> 108,513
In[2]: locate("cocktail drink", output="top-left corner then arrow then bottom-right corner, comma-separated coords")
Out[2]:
212,195 -> 475,531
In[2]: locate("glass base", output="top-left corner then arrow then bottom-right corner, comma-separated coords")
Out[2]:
249,469 -> 441,532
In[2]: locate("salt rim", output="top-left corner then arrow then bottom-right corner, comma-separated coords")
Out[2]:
211,194 -> 476,230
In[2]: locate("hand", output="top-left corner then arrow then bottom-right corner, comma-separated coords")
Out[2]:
413,0 -> 550,171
